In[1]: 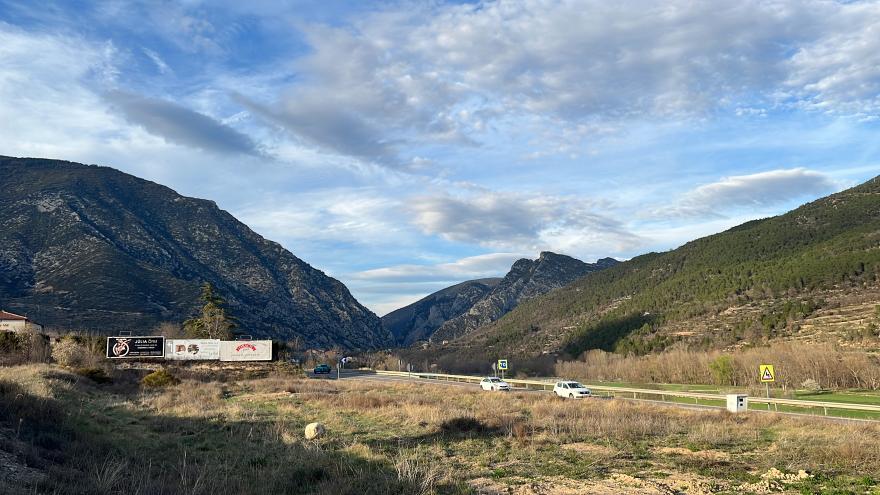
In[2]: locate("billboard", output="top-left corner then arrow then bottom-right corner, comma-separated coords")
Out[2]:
220,340 -> 272,361
165,339 -> 221,360
106,336 -> 165,358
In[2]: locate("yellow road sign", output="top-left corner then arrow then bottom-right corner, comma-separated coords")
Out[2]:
498,359 -> 508,370
759,364 -> 775,383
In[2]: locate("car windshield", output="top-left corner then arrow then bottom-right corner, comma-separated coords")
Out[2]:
490,378 -> 502,382
566,382 -> 585,388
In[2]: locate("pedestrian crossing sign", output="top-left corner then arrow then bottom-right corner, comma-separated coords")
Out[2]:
498,359 -> 508,371
759,364 -> 775,383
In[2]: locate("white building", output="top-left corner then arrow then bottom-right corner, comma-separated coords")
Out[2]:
0,310 -> 43,333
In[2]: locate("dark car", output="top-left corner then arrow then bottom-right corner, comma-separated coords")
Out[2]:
313,364 -> 332,374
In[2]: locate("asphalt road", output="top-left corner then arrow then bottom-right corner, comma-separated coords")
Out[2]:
329,369 -> 878,424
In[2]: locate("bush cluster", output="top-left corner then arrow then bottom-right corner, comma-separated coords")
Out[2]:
142,368 -> 180,388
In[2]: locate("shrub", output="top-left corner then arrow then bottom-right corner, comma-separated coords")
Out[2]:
75,367 -> 112,384
51,336 -> 87,367
0,329 -> 50,364
709,355 -> 736,386
557,343 -> 880,390
142,369 -> 180,388
439,416 -> 493,435
801,378 -> 822,392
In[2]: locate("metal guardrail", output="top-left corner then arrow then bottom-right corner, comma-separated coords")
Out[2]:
367,370 -> 880,416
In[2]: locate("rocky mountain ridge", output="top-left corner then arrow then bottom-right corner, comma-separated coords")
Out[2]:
381,278 -> 502,346
383,252 -> 619,345
0,156 -> 392,349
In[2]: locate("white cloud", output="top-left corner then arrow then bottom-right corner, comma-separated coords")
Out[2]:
243,0 -> 880,167
653,168 -> 838,219
0,24 -> 120,156
352,252 -> 524,283
235,189 -> 412,249
349,252 -> 527,316
142,47 -> 172,75
785,2 -> 880,116
409,190 -> 643,256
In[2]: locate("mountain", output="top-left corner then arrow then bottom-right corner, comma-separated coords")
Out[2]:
423,175 -> 880,365
381,278 -> 502,346
423,252 -> 619,342
0,156 -> 392,349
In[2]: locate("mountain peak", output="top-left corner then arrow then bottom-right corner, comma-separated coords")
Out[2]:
429,252 -> 618,341
0,156 -> 391,350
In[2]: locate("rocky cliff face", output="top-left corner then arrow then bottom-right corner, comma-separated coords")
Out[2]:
430,252 -> 619,341
0,156 -> 392,349
383,252 -> 618,344
381,278 -> 501,345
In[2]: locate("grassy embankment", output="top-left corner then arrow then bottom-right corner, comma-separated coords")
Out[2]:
2,364 -> 880,494
575,380 -> 880,420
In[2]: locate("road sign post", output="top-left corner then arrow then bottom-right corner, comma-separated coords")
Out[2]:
760,364 -> 775,410
498,359 -> 508,380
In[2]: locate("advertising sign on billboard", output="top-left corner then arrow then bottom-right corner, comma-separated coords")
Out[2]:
219,340 -> 272,361
106,336 -> 165,358
165,339 -> 221,360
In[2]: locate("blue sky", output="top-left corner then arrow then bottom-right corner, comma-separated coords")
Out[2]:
1,1 -> 878,315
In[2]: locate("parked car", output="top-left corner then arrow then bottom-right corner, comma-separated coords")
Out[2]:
313,364 -> 332,374
480,376 -> 511,391
553,381 -> 591,399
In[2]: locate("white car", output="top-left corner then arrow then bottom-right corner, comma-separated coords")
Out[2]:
480,377 -> 511,391
553,381 -> 592,399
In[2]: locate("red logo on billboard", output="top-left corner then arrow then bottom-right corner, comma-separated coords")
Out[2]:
112,338 -> 131,357
235,343 -> 257,352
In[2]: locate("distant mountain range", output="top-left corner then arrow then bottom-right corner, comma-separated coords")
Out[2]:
383,253 -> 619,345
0,156 -> 392,350
408,174 -> 880,369
382,278 -> 502,346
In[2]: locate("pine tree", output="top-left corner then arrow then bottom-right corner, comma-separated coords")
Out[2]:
183,283 -> 236,339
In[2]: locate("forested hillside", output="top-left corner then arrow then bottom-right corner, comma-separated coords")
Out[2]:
417,175 -> 880,367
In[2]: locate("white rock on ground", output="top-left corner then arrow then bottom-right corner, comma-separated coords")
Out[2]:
304,422 -> 326,440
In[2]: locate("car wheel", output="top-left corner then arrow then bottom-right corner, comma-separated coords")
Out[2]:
491,386 -> 495,391
569,393 -> 574,399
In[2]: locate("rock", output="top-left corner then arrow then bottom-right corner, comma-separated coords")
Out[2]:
304,422 -> 326,440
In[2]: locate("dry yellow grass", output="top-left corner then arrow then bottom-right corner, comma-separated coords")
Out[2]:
3,364 -> 880,494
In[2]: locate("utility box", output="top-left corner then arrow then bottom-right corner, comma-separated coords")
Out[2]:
726,394 -> 748,413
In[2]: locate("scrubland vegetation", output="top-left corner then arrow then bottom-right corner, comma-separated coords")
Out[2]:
557,342 -> 880,390
2,364 -> 879,494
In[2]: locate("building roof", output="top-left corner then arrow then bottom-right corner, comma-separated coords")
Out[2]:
0,310 -> 28,321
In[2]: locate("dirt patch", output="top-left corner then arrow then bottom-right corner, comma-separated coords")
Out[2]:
655,447 -> 731,462
560,442 -> 617,457
605,473 -> 724,495
469,472 -> 726,495
737,468 -> 813,494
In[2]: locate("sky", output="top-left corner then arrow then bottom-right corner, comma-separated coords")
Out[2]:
1,0 -> 879,315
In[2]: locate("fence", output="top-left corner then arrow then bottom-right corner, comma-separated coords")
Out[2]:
366,370 -> 880,418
